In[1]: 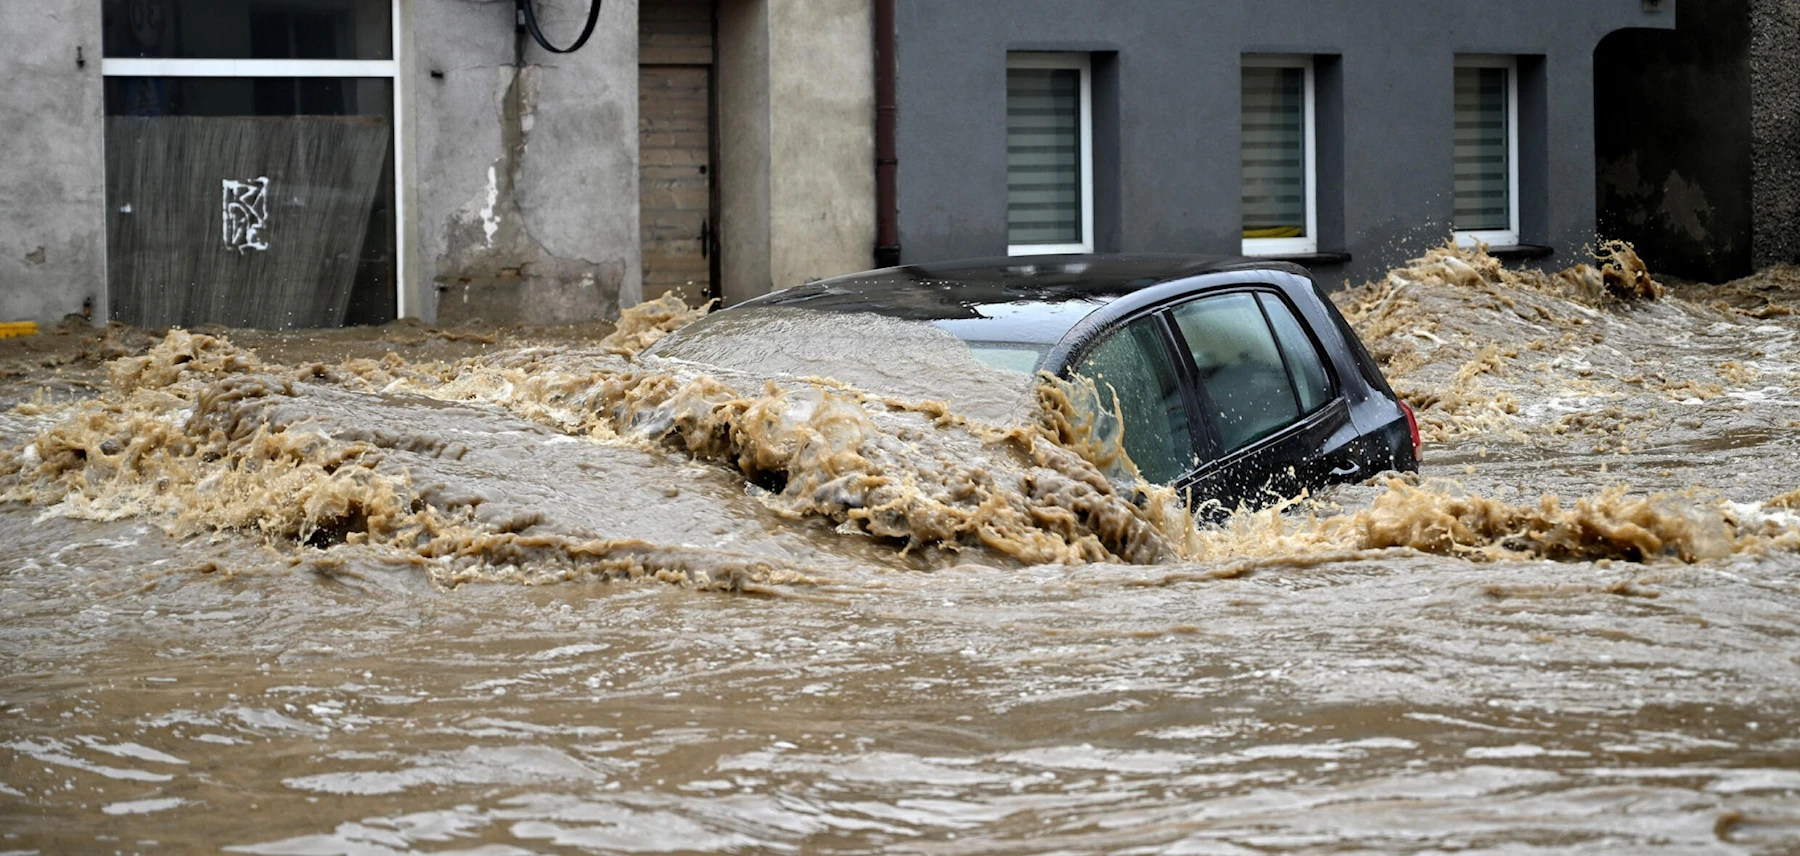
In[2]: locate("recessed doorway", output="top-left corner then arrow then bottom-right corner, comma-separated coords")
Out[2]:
638,0 -> 719,309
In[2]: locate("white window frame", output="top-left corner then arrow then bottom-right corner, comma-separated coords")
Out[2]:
1453,55 -> 1520,249
100,2 -> 409,318
1006,52 -> 1094,256
1240,55 -> 1318,257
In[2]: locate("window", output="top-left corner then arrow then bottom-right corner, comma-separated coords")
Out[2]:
1074,317 -> 1191,484
966,342 -> 1047,375
1258,293 -> 1332,412
1241,56 -> 1316,256
1007,53 -> 1093,255
1453,56 -> 1519,247
101,0 -> 404,328
1171,293 -> 1299,454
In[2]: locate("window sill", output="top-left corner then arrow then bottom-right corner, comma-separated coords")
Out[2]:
1251,251 -> 1353,266
1483,243 -> 1554,260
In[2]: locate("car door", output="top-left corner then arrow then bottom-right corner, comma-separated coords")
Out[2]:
1066,313 -> 1207,488
1167,289 -> 1359,511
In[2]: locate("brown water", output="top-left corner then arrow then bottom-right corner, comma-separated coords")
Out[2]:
4,244 -> 1800,854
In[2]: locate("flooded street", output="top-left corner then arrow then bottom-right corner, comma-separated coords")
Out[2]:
4,246 -> 1800,854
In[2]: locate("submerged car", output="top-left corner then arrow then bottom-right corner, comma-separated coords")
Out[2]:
646,254 -> 1420,511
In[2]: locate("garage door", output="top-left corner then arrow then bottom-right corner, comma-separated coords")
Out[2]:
639,0 -> 716,309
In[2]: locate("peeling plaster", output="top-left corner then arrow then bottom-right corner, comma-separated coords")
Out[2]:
479,164 -> 500,245
1662,171 -> 1714,243
433,62 -> 626,326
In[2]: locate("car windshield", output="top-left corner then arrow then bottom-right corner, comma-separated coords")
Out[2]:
645,306 -> 1049,426
965,342 -> 1049,375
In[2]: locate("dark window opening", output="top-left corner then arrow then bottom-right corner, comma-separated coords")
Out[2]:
103,77 -> 395,328
103,0 -> 391,60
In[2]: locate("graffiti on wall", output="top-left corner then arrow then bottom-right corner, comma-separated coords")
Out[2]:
222,177 -> 271,253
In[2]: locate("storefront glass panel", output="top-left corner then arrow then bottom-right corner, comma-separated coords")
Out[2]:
104,76 -> 396,328
102,0 -> 392,60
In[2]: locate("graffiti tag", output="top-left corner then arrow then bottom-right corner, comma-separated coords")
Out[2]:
222,177 -> 271,253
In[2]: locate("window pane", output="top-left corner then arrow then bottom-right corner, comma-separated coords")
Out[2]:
104,0 -> 393,60
1454,66 -> 1510,232
1172,294 -> 1299,453
1075,318 -> 1191,484
1242,65 -> 1306,239
104,78 -> 396,328
1008,66 -> 1083,247
966,343 -> 1046,375
1258,293 -> 1332,413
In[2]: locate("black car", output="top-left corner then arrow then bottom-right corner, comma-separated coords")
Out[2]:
647,254 -> 1420,511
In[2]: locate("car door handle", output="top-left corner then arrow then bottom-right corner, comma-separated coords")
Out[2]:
1329,461 -> 1361,478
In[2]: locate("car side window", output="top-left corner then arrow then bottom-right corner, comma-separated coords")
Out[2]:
1258,292 -> 1333,413
1074,317 -> 1192,485
1170,293 -> 1300,453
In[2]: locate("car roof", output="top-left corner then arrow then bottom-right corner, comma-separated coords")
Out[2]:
736,253 -> 1307,346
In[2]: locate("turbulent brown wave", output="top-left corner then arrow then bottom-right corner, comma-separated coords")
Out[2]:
1178,476 -> 1800,565
406,351 -> 1192,566
599,290 -> 714,357
1331,241 -> 1799,444
0,329 -> 1193,583
0,332 -> 812,589
3,242 -> 1798,587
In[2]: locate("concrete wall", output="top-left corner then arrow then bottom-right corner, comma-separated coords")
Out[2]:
718,0 -> 875,305
1596,0 -> 1753,283
421,0 -> 641,325
892,0 -> 1671,288
1751,0 -> 1800,267
0,0 -> 640,327
0,3 -> 107,325
718,0 -> 772,307
767,0 -> 875,294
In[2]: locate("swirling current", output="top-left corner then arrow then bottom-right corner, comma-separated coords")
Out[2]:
2,245 -> 1799,854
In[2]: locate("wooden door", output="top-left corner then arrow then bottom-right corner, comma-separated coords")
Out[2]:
638,0 -> 716,308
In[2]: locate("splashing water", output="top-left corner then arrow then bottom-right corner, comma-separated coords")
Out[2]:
3,246 -> 1800,853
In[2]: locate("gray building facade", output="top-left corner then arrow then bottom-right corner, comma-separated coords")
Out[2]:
0,0 -> 875,329
8,2 -> 1784,330
1597,0 -> 1800,282
891,0 -> 1675,286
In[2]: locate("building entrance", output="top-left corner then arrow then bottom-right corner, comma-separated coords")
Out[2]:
638,0 -> 719,308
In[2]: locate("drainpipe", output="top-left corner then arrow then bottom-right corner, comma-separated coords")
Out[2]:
874,0 -> 899,268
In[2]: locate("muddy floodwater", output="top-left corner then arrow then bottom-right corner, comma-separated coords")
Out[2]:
4,245 -> 1800,854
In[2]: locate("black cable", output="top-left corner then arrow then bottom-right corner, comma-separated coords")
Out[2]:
516,0 -> 603,55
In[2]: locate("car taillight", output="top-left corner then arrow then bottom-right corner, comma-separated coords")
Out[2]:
1400,400 -> 1421,461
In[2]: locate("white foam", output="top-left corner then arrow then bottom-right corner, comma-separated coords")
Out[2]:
102,797 -> 185,815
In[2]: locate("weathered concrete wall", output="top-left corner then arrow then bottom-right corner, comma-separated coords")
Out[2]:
893,0 -> 1670,288
718,0 -> 875,305
768,0 -> 875,293
718,0 -> 772,307
1596,0 -> 1753,283
420,0 -> 641,325
0,3 -> 107,325
1751,0 -> 1800,267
